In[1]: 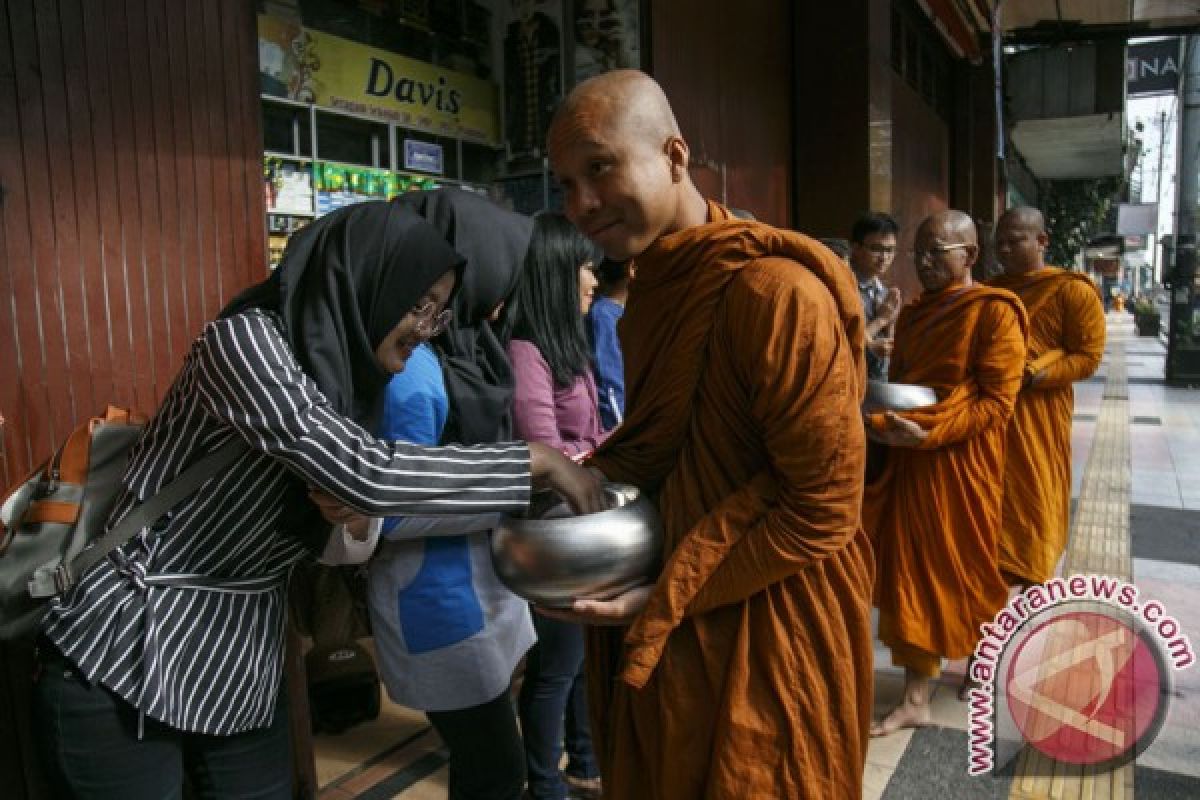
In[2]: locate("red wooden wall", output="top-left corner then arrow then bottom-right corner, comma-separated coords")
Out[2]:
0,0 -> 268,494
0,2 -> 266,796
649,0 -> 793,227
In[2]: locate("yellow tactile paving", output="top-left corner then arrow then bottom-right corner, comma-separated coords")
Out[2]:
1009,344 -> 1136,799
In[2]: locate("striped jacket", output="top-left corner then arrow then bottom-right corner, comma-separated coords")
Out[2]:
43,309 -> 531,735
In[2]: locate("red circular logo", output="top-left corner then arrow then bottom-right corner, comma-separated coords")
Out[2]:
1004,609 -> 1167,766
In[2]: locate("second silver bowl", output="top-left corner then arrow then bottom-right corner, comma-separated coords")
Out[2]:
863,380 -> 938,413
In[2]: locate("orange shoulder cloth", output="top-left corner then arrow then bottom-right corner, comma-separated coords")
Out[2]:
866,284 -> 1028,435
987,267 -> 1100,319
589,200 -> 865,488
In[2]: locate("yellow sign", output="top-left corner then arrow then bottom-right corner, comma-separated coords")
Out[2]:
258,15 -> 499,145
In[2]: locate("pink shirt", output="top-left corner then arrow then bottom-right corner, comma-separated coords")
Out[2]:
507,338 -> 609,458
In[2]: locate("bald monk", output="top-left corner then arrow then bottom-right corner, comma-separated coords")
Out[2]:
542,70 -> 874,798
864,210 -> 1028,735
987,208 -> 1105,586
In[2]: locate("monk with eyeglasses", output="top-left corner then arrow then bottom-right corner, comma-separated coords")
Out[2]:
864,210 -> 1027,735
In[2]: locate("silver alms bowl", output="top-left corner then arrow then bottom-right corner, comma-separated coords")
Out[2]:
490,483 -> 663,607
862,380 -> 938,413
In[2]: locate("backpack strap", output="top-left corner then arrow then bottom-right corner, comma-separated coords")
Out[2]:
28,438 -> 246,599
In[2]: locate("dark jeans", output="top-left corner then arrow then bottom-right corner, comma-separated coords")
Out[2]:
426,690 -> 526,800
517,614 -> 599,800
33,644 -> 291,800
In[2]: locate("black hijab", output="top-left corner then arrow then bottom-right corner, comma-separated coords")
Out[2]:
222,201 -> 464,428
391,189 -> 533,444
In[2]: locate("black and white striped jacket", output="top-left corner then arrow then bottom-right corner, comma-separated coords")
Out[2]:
44,309 -> 531,735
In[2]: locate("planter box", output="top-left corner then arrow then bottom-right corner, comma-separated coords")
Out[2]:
1135,315 -> 1161,336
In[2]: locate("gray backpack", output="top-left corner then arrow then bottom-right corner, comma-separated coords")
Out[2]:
0,406 -> 242,640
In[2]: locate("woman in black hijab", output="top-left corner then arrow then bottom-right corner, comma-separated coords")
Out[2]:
34,201 -> 602,799
392,188 -> 532,444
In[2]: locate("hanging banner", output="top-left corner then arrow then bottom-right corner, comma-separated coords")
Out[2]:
258,15 -> 500,145
1117,202 -> 1159,236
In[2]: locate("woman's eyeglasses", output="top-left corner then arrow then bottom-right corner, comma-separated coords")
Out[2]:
411,301 -> 453,338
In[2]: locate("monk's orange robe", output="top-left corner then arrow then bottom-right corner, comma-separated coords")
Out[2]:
986,267 -> 1105,584
586,202 -> 874,799
863,284 -> 1027,669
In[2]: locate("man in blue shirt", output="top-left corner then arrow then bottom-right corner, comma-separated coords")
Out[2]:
587,258 -> 633,430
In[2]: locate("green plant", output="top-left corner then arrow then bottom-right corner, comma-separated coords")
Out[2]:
1041,178 -> 1123,266
1133,297 -> 1158,317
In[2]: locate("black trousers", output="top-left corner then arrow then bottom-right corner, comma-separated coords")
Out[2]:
33,645 -> 292,800
426,690 -> 526,800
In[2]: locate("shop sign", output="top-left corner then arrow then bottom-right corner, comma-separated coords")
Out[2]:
404,139 -> 444,175
1117,202 -> 1159,236
258,15 -> 500,145
1127,39 -> 1180,96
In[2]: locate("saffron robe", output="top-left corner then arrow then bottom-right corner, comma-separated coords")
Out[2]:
586,202 -> 874,799
986,268 -> 1105,584
864,284 -> 1027,660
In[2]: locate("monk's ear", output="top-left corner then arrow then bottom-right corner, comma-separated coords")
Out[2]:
1035,230 -> 1050,250
965,243 -> 980,266
665,136 -> 689,182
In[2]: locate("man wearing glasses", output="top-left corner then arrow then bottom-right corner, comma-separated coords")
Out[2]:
849,212 -> 904,380
864,210 -> 1028,736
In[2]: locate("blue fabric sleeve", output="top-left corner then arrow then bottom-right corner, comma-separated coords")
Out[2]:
588,300 -> 625,431
379,346 -> 449,536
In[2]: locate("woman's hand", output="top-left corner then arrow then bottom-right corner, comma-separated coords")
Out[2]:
308,488 -> 373,541
536,584 -> 653,626
528,442 -> 607,514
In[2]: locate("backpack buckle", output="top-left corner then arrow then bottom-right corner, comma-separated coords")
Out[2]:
52,563 -> 74,594
28,562 -> 75,599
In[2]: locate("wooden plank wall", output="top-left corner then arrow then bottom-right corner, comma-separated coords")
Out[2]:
0,2 -> 266,797
649,0 -> 793,227
0,0 -> 268,494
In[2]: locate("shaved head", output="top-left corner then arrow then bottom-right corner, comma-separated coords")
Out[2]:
547,70 -> 706,260
551,69 -> 681,152
997,206 -> 1045,234
995,206 -> 1049,274
919,209 -> 978,245
914,209 -> 979,292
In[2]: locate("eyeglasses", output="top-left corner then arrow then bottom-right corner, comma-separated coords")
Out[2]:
911,243 -> 972,263
411,300 -> 453,338
867,245 -> 897,256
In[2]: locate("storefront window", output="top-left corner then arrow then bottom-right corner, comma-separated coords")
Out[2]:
262,101 -> 312,158
462,141 -> 501,185
316,112 -> 389,168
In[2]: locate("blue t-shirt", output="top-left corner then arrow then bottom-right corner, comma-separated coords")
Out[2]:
378,343 -> 448,450
588,295 -> 625,430
377,344 -> 483,655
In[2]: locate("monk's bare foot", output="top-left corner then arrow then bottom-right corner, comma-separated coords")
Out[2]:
958,676 -> 983,702
870,699 -> 933,737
